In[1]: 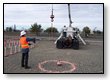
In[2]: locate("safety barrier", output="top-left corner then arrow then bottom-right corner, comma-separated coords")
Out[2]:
4,38 -> 37,57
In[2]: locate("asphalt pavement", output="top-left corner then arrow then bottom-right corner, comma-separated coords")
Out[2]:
4,39 -> 103,73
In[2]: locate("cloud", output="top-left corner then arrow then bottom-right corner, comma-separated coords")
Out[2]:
4,4 -> 103,31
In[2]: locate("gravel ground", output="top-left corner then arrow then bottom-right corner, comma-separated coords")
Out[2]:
4,39 -> 103,73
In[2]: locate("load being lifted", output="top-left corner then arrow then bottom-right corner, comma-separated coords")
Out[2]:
54,4 -> 86,49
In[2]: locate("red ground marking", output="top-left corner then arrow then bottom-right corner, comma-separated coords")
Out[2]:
38,60 -> 76,73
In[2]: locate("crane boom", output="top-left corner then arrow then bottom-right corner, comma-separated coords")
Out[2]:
68,4 -> 72,27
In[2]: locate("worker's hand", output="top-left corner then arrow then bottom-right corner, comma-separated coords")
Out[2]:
28,43 -> 31,45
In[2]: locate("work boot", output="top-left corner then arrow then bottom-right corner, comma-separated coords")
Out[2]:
25,66 -> 31,69
21,65 -> 25,67
21,64 -> 25,67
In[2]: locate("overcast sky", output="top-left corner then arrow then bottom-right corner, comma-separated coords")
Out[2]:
4,4 -> 103,31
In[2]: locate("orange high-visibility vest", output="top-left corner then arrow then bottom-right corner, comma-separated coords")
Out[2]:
20,37 -> 29,48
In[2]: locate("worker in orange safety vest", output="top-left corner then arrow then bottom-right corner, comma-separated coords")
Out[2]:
19,30 -> 35,69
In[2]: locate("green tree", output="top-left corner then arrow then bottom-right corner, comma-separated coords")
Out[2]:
30,23 -> 43,35
44,27 -> 58,34
95,30 -> 102,34
83,26 -> 91,37
6,27 -> 13,32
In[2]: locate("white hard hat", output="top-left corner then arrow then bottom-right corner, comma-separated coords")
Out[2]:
20,30 -> 26,36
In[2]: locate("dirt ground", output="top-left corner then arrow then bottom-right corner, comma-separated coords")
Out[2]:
4,38 -> 103,73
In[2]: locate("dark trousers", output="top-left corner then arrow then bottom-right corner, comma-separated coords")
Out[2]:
21,52 -> 29,67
